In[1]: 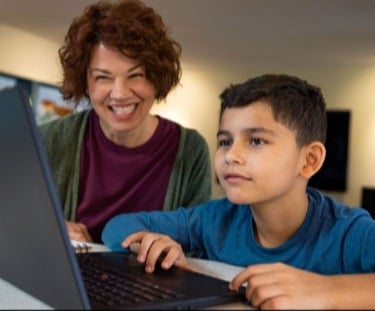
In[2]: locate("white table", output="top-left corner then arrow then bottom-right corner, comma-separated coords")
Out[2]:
0,242 -> 252,309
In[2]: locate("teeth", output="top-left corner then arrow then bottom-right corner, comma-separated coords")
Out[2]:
112,104 -> 136,115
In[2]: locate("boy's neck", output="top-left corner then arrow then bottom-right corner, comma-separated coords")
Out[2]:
251,192 -> 309,248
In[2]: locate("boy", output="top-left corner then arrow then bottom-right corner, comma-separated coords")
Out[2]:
102,74 -> 375,309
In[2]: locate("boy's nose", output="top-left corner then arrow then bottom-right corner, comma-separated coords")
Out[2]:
224,143 -> 245,165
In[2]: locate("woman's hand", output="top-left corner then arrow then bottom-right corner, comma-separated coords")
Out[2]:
65,221 -> 93,242
122,231 -> 188,273
229,262 -> 333,309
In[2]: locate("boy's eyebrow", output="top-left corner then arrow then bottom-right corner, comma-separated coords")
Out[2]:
217,127 -> 276,137
88,64 -> 143,75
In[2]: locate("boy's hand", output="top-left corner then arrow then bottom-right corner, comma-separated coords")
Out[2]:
121,231 -> 188,273
229,262 -> 332,309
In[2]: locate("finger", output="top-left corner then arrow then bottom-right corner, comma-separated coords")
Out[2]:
137,233 -> 163,266
143,237 -> 169,273
78,225 -> 92,242
69,231 -> 86,242
121,231 -> 147,248
69,230 -> 92,242
129,242 -> 140,254
67,225 -> 91,242
230,263 -> 280,290
76,224 -> 93,242
67,221 -> 93,242
159,245 -> 185,270
229,267 -> 254,291
249,283 -> 284,309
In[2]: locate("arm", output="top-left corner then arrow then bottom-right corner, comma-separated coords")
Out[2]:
102,207 -> 199,252
229,263 -> 375,309
102,207 -> 203,272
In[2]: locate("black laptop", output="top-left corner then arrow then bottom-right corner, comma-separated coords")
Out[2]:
0,86 -> 245,309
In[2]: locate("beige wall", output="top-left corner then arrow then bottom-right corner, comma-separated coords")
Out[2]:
2,22 -> 375,205
0,23 -> 61,83
152,61 -> 375,205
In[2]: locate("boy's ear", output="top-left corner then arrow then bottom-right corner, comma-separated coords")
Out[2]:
300,142 -> 326,179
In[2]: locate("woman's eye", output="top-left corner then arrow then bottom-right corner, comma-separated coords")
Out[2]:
94,75 -> 109,81
128,72 -> 144,79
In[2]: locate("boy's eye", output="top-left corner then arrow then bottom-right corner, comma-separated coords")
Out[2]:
218,139 -> 231,147
250,137 -> 265,146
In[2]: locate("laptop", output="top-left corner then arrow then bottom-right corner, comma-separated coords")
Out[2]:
0,86 -> 245,309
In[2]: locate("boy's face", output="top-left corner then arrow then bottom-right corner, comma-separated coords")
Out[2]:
215,101 -> 306,205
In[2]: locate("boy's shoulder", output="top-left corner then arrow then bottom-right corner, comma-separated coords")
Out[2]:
307,187 -> 372,222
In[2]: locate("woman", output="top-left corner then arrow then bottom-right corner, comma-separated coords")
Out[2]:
39,0 -> 211,243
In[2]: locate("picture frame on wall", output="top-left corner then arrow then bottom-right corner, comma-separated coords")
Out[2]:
0,72 -> 89,124
31,82 -> 75,124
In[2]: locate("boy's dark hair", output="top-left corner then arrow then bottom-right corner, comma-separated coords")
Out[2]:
219,74 -> 327,147
59,0 -> 181,105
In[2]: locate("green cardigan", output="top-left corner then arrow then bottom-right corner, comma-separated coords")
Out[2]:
39,109 -> 212,221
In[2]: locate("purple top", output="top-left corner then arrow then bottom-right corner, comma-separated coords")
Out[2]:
77,111 -> 180,242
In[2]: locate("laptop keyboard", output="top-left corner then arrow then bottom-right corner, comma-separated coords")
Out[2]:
77,254 -> 184,307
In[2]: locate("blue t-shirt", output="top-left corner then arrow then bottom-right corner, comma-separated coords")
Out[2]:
102,188 -> 375,275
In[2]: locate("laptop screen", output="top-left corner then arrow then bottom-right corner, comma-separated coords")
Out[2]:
0,86 -> 90,309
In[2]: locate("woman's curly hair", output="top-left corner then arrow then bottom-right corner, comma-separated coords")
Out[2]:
59,0 -> 182,105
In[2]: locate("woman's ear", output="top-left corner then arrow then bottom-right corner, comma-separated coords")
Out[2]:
300,142 -> 326,179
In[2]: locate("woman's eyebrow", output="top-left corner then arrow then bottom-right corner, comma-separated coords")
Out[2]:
128,64 -> 143,72
87,68 -> 110,74
88,63 -> 143,75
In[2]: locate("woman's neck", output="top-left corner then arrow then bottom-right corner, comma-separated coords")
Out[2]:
100,114 -> 159,148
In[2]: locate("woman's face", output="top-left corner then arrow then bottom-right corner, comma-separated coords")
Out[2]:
87,43 -> 156,144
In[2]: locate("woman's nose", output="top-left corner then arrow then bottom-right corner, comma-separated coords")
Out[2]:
110,79 -> 133,101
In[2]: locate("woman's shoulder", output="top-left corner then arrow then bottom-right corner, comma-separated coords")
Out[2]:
179,124 -> 204,139
39,109 -> 91,138
159,116 -> 205,141
177,124 -> 209,152
157,116 -> 209,156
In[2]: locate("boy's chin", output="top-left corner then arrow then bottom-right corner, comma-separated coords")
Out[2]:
226,193 -> 251,205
